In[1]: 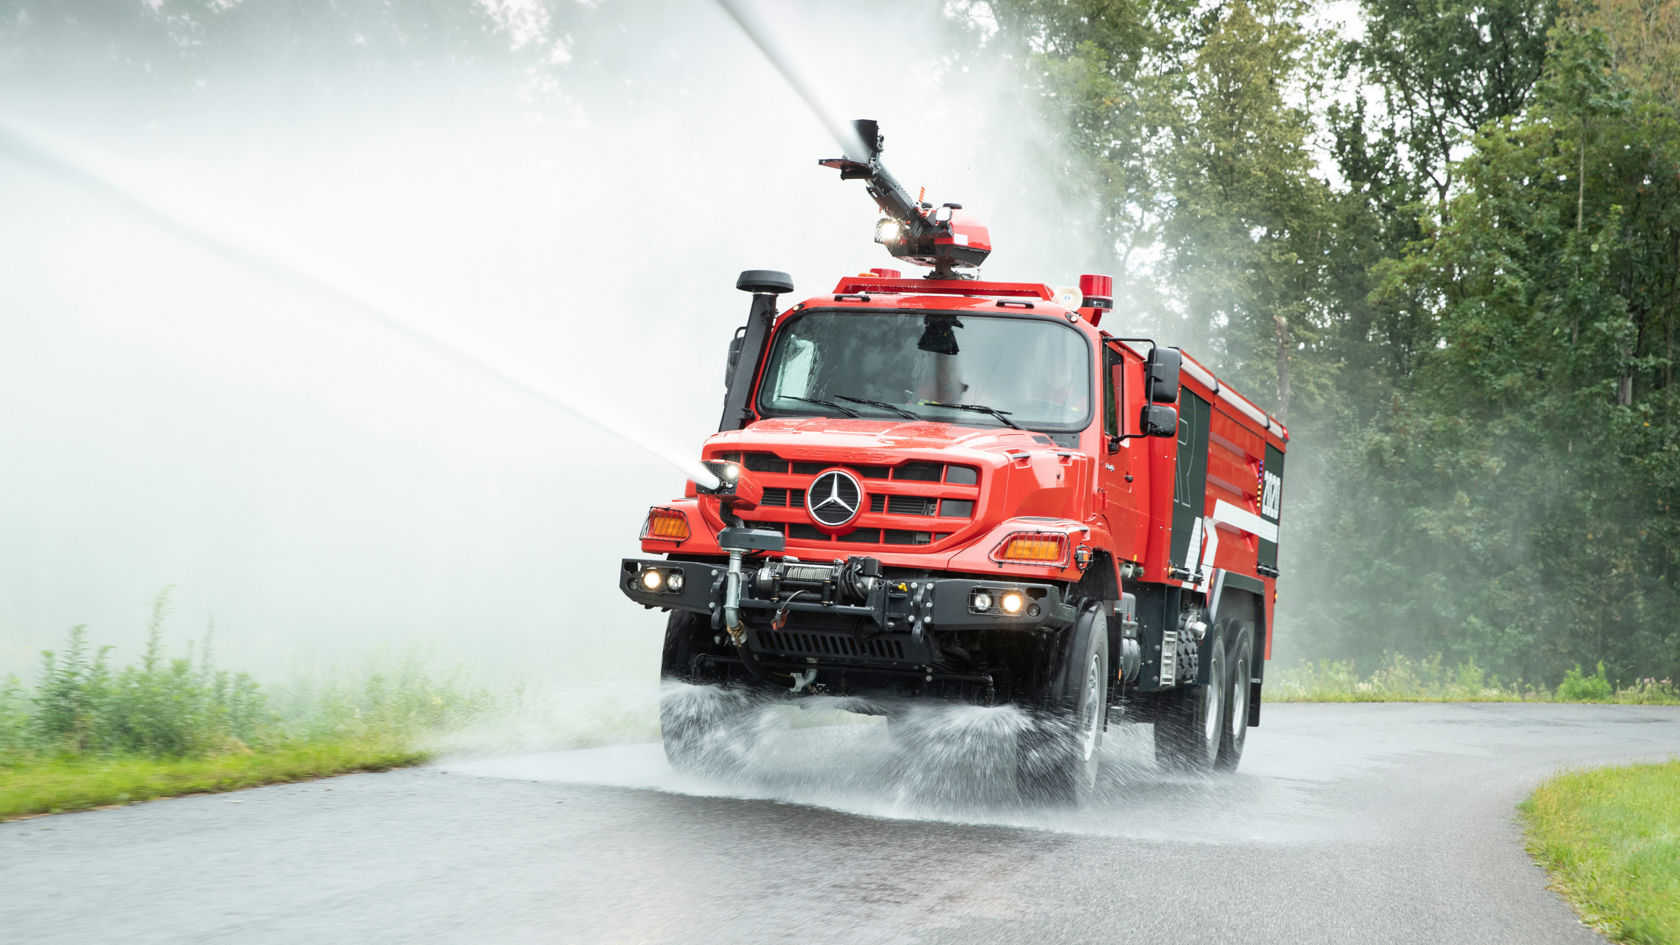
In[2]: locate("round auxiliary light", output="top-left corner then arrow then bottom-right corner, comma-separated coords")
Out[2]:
720,463 -> 740,482
666,571 -> 685,593
875,219 -> 903,244
972,591 -> 994,612
640,569 -> 663,591
1000,591 -> 1026,615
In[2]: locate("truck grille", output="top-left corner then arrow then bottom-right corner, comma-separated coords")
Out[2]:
719,451 -> 981,552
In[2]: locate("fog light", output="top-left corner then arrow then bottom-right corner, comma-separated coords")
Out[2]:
640,569 -> 663,591
972,590 -> 993,612
719,463 -> 740,482
1000,590 -> 1025,615
666,571 -> 685,592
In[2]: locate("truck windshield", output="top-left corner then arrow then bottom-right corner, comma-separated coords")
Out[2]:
756,310 -> 1093,432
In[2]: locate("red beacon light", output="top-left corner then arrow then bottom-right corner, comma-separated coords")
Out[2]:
1078,273 -> 1114,327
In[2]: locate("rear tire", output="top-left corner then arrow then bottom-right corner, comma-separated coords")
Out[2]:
659,611 -> 761,775
1217,628 -> 1253,771
1016,604 -> 1109,805
1153,626 -> 1225,771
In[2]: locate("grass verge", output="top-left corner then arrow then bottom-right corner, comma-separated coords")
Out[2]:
1,592 -> 491,821
1521,760 -> 1680,945
1,737 -> 426,820
1265,655 -> 1680,705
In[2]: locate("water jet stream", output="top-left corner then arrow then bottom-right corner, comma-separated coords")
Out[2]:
710,0 -> 869,161
0,118 -> 721,491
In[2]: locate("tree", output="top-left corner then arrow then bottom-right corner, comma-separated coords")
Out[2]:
1305,8 -> 1680,683
1156,0 -> 1336,421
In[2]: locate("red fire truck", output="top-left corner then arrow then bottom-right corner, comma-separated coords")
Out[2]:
619,121 -> 1286,802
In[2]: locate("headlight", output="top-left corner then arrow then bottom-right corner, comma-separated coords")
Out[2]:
971,590 -> 993,613
1000,590 -> 1026,615
666,571 -> 685,592
640,569 -> 663,591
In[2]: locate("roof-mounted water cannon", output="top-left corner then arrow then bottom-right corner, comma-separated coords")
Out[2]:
820,119 -> 991,280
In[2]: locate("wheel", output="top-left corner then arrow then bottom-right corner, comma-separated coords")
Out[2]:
1016,604 -> 1109,805
1153,626 -> 1225,771
1217,628 -> 1253,772
658,611 -> 762,775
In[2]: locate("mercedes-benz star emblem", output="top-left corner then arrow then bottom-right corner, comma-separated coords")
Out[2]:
807,469 -> 863,529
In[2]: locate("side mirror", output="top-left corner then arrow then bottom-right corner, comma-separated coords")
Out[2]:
1140,404 -> 1178,438
724,326 -> 746,388
1145,347 -> 1181,404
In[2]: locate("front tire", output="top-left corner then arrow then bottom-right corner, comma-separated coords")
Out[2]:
659,611 -> 761,775
1016,604 -> 1109,805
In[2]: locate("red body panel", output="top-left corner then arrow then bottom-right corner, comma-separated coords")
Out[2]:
642,281 -> 1288,657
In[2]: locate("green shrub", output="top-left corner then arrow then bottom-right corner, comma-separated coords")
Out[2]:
0,594 -> 516,818
1614,677 -> 1680,705
0,674 -> 30,759
30,625 -> 112,752
1557,662 -> 1615,703
2,591 -> 491,768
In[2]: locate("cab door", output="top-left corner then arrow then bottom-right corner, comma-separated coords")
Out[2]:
1099,343 -> 1149,564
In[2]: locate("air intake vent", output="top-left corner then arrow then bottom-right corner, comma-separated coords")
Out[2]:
761,630 -> 906,661
886,495 -> 937,516
893,462 -> 944,482
760,488 -> 806,509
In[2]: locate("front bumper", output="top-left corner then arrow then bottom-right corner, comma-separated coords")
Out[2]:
619,555 -> 1076,654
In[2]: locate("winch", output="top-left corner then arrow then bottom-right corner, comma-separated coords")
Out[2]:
753,556 -> 882,604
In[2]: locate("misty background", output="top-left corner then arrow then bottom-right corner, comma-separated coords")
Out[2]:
0,1 -> 1110,682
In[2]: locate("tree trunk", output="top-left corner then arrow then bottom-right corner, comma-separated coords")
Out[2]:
1577,134 -> 1586,234
1273,312 -> 1291,423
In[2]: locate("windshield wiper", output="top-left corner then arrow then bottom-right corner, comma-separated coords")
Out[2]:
780,395 -> 861,418
834,394 -> 921,420
922,401 -> 1023,430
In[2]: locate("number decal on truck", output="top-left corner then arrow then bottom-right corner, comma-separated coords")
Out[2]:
1260,471 -> 1282,520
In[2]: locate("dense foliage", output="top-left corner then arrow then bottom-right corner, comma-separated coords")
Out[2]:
971,0 -> 1680,685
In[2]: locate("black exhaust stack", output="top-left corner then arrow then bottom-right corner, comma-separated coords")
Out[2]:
718,269 -> 793,431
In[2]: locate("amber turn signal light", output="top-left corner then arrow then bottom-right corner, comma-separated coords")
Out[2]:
640,507 -> 690,542
990,532 -> 1068,565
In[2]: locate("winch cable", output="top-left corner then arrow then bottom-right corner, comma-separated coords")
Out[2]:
0,118 -> 721,492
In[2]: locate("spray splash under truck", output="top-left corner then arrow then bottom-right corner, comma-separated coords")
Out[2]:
619,121 -> 1286,802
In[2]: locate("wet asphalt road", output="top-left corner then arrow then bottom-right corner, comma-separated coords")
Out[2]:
4,702 -> 1679,945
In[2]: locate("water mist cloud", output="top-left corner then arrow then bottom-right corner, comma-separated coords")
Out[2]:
0,1 -> 1104,684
